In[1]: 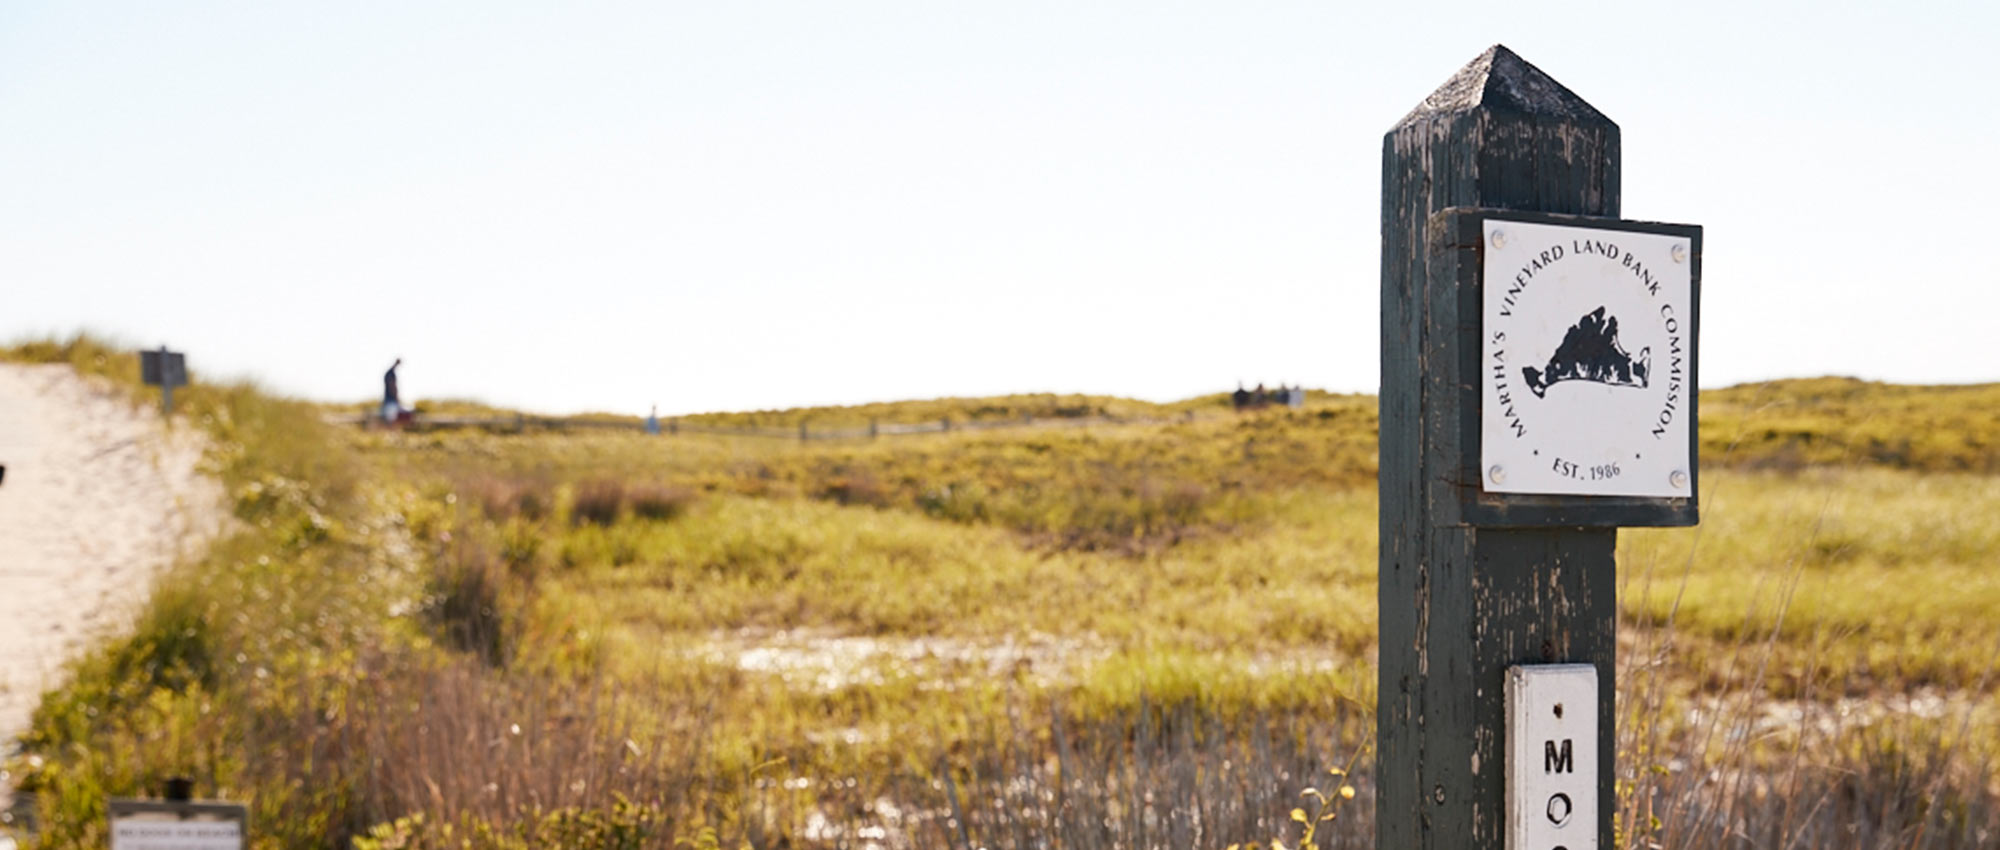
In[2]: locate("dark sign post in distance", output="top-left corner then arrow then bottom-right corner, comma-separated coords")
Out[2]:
139,346 -> 187,415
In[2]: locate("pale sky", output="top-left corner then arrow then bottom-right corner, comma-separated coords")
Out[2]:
4,1 -> 1995,415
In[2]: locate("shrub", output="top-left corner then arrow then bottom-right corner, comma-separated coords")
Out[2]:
469,475 -> 552,522
499,519 -> 544,574
628,483 -> 696,521
353,795 -> 670,850
428,535 -> 514,666
571,480 -> 626,527
817,470 -> 889,507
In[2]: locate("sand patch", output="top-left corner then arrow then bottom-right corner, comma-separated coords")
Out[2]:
0,364 -> 226,753
695,629 -> 1109,692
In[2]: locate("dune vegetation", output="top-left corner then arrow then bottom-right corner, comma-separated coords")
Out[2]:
4,337 -> 1998,848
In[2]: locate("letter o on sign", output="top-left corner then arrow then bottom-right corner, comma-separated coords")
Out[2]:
1546,792 -> 1573,826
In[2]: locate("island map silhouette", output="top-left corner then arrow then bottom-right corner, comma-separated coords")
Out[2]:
1522,306 -> 1650,398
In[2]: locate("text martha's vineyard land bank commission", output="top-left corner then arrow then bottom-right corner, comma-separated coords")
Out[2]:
1482,219 -> 1694,499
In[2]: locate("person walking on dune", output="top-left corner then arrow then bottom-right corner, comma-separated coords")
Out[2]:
382,358 -> 402,424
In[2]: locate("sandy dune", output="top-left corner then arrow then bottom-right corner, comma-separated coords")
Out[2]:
0,364 -> 225,755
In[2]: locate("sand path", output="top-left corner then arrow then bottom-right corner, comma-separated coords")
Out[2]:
0,364 -> 225,758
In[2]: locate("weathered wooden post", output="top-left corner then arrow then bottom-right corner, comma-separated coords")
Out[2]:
1378,46 -> 1700,849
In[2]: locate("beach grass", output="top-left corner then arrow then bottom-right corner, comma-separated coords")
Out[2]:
4,334 -> 1997,848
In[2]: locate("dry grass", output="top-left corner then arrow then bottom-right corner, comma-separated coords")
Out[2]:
571,480 -> 628,527
628,483 -> 696,522
467,475 -> 552,522
6,339 -> 1997,848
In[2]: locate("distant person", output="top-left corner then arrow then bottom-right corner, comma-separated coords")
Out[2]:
645,404 -> 661,435
1289,385 -> 1305,409
1232,382 -> 1251,410
382,358 -> 402,424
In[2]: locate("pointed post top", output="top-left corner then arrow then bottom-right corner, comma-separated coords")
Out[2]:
1394,45 -> 1612,129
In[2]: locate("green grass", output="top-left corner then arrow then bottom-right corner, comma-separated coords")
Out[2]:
1622,468 -> 2000,693
1701,376 -> 2000,473
5,335 -> 1997,847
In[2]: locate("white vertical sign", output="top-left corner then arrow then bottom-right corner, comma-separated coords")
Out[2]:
1506,664 -> 1597,850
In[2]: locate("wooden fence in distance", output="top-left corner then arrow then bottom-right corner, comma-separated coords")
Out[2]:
323,410 -> 1203,441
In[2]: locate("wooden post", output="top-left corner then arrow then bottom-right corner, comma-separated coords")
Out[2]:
160,345 -> 175,415
1378,46 -> 1623,849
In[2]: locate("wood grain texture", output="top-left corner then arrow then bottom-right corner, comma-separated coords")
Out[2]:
1378,45 -> 1621,850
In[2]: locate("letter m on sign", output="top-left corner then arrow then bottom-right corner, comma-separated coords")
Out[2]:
1545,739 -> 1574,774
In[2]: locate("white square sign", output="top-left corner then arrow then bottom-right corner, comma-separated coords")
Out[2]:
1481,220 -> 1693,498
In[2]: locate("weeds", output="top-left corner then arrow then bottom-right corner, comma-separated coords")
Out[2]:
5,336 -> 1997,847
628,483 -> 696,521
469,475 -> 552,522
427,532 -> 516,666
573,480 -> 628,527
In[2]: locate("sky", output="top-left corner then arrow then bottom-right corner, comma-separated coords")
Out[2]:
4,1 -> 1996,416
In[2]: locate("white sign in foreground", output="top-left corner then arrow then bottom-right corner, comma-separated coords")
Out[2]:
1482,220 -> 1693,499
108,799 -> 245,850
1507,664 -> 1598,850
110,820 -> 240,850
